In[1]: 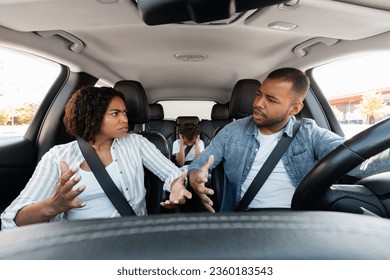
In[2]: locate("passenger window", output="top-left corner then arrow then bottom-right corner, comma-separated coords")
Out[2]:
312,52 -> 390,139
0,47 -> 61,139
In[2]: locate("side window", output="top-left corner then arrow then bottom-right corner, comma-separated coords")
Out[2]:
312,52 -> 390,139
0,47 -> 61,139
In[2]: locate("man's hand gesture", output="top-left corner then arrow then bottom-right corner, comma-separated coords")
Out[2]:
189,155 -> 215,212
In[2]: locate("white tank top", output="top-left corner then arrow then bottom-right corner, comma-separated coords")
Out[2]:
67,162 -> 122,220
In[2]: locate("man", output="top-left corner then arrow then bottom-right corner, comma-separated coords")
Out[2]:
187,67 -> 386,212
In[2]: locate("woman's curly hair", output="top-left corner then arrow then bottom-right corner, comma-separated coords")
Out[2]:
63,86 -> 125,143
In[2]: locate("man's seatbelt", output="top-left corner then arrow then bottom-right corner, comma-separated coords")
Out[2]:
235,120 -> 301,211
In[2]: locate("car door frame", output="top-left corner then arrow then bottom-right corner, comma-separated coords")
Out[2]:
0,65 -> 98,222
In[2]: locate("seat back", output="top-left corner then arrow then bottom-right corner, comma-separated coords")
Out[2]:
114,80 -> 149,131
199,103 -> 231,147
229,79 -> 261,120
114,80 -> 171,214
212,79 -> 260,212
134,103 -> 176,156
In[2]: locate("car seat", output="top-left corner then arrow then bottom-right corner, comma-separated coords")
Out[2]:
134,103 -> 176,158
211,79 -> 261,211
114,80 -> 172,214
199,103 -> 231,147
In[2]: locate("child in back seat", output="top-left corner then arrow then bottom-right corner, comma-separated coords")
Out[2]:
172,122 -> 204,171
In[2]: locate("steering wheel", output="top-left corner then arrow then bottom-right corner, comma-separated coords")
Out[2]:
291,117 -> 390,210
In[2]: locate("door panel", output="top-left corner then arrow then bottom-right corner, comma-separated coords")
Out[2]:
0,138 -> 35,213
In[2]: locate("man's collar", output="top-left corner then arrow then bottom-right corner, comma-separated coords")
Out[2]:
284,116 -> 297,137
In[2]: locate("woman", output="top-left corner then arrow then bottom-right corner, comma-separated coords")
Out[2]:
1,86 -> 191,229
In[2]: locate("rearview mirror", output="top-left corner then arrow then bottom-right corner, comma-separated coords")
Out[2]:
136,0 -> 287,25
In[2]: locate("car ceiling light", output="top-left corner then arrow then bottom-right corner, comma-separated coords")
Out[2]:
175,54 -> 207,62
268,21 -> 297,31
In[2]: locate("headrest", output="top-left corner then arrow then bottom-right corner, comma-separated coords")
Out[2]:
211,104 -> 229,120
229,79 -> 260,120
149,104 -> 164,120
176,116 -> 200,125
114,80 -> 149,124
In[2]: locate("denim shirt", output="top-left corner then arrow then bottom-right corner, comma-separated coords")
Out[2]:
188,116 -> 349,211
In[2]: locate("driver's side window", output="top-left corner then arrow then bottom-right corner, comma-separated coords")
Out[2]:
312,52 -> 390,139
312,53 -> 390,180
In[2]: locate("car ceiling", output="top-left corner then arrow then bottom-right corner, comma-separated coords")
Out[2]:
0,0 -> 390,103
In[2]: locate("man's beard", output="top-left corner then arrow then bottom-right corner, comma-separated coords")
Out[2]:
252,110 -> 290,129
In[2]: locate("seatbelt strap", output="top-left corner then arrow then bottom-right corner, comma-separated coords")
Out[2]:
184,145 -> 192,157
235,120 -> 301,211
183,145 -> 193,165
77,138 -> 136,216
